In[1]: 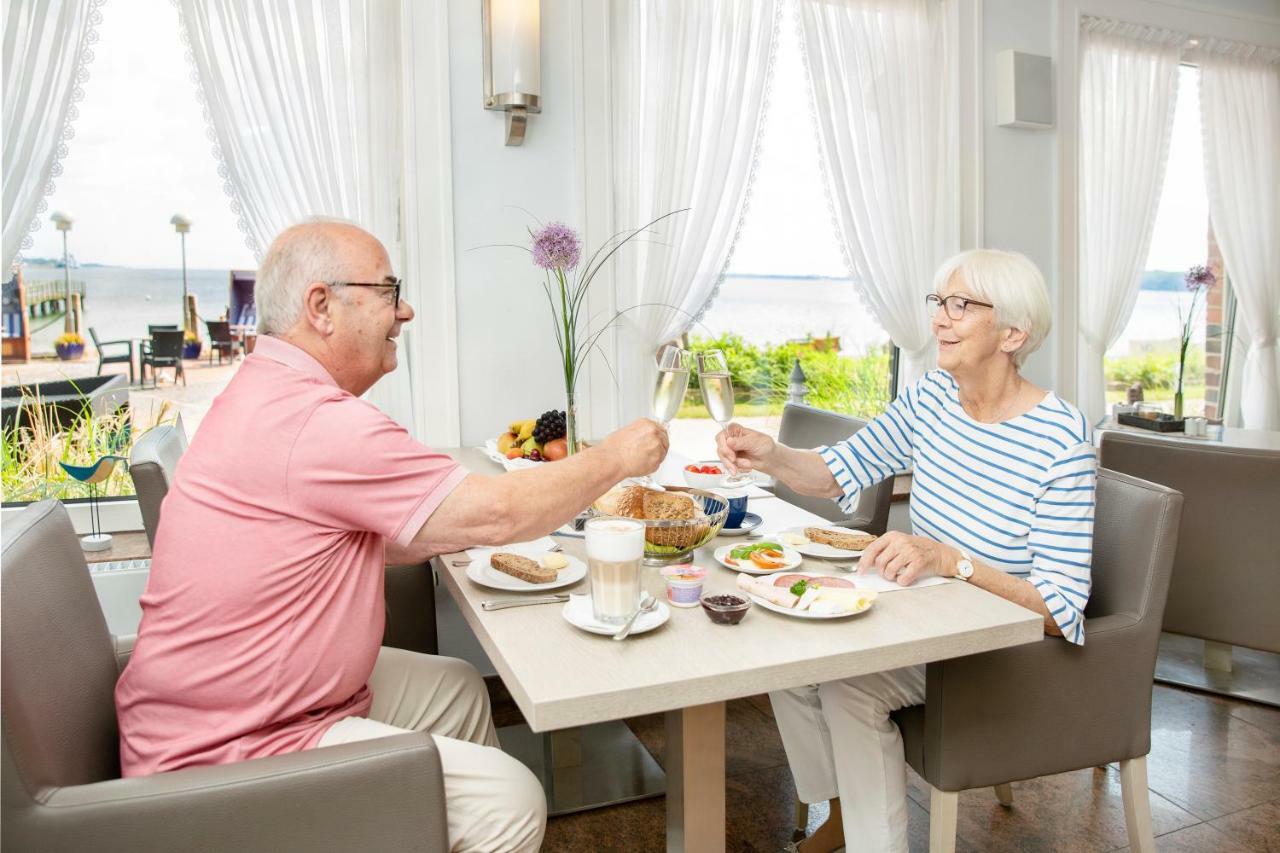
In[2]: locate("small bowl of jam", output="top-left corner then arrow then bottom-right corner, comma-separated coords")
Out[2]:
700,592 -> 751,625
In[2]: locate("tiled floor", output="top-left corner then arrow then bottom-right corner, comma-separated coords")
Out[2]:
488,681 -> 1280,852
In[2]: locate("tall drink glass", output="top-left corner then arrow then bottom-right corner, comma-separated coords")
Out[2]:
585,517 -> 645,624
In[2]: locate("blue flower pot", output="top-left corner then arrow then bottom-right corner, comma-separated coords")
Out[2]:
182,341 -> 203,360
55,342 -> 85,361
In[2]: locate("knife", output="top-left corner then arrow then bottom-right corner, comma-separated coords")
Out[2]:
481,594 -> 572,611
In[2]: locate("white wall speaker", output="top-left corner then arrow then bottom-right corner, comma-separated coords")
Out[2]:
997,50 -> 1054,129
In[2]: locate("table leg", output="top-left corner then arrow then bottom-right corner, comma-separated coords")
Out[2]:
665,701 -> 726,852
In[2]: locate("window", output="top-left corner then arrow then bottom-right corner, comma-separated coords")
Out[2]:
669,12 -> 892,460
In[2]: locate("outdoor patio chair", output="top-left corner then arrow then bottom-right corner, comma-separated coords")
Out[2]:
139,329 -> 184,388
146,324 -> 178,336
1,500 -> 448,853
772,403 -> 894,535
204,320 -> 235,365
89,327 -> 134,385
884,469 -> 1183,853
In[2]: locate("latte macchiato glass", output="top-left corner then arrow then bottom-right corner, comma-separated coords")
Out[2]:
585,517 -> 645,624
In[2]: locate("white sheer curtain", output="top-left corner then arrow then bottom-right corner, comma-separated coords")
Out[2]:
1198,40 -> 1280,431
797,0 -> 958,388
176,0 -> 414,429
610,0 -> 779,421
2,0 -> 105,273
1076,17 -> 1185,425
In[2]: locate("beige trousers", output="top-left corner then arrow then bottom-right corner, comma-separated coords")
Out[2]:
770,665 -> 926,853
318,647 -> 546,853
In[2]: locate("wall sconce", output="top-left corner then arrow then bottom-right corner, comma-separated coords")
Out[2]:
482,0 -> 541,146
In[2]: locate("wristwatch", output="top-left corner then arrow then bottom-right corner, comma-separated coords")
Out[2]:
954,550 -> 975,582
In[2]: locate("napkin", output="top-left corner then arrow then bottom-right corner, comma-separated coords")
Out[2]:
848,572 -> 949,593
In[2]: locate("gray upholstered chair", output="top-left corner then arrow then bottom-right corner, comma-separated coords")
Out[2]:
129,423 -> 188,548
128,423 -> 438,654
773,403 -> 895,534
887,469 -> 1182,853
2,500 -> 448,853
1098,430 -> 1280,656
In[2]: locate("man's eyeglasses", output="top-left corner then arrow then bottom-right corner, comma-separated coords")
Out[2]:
926,293 -> 994,321
332,279 -> 402,308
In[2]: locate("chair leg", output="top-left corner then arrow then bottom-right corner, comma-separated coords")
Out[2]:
792,798 -> 809,842
928,786 -> 958,853
993,782 -> 1013,807
1120,757 -> 1156,853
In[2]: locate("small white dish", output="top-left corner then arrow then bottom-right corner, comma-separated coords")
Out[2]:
465,544 -> 587,592
779,526 -> 873,559
682,462 -> 727,489
717,511 -> 763,537
713,542 -> 804,575
562,594 -> 671,636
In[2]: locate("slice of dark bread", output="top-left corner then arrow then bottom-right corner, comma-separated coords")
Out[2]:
490,552 -> 557,584
804,528 -> 877,552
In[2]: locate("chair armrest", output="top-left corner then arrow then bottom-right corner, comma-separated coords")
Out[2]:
905,612 -> 1156,790
111,633 -> 136,674
18,733 -> 447,853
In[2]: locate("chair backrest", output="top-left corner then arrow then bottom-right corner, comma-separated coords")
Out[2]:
88,327 -> 103,347
775,403 -> 895,534
205,320 -> 231,343
2,500 -> 122,808
1099,431 -> 1279,653
130,423 -> 188,548
147,324 -> 178,336
1085,468 -> 1183,628
148,329 -> 184,361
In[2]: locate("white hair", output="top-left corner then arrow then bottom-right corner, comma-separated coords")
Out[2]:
931,249 -> 1052,368
255,217 -> 366,335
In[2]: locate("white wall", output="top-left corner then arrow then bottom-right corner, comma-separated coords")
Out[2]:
447,0 -> 584,446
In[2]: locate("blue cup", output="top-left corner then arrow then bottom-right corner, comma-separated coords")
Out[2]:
723,491 -> 748,528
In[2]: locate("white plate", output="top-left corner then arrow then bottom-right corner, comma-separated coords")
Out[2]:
778,526 -> 874,559
717,512 -> 764,537
713,542 -> 804,575
465,544 -> 587,592
743,575 -> 875,620
482,439 -> 546,471
562,596 -> 671,636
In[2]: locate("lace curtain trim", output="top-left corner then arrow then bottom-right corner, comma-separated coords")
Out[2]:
19,0 -> 108,261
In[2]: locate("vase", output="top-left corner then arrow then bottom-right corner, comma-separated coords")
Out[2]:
55,342 -> 84,361
565,394 -> 579,455
182,341 -> 203,360
1173,390 -> 1184,420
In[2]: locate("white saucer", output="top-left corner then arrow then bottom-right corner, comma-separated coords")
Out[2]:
465,544 -> 587,592
562,595 -> 671,636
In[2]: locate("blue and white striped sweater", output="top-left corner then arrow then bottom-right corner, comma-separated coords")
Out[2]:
818,370 -> 1096,645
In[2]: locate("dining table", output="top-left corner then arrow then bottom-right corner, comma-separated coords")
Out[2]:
434,447 -> 1044,851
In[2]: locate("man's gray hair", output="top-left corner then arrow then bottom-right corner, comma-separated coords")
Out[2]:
255,217 -> 363,335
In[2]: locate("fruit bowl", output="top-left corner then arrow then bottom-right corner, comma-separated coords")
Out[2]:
682,463 -> 726,489
591,486 -> 729,565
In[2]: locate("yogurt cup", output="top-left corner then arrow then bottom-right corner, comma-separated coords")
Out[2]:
661,564 -> 707,608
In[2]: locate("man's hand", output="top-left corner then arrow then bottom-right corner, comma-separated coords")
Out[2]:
715,422 -> 775,474
860,531 -> 960,587
600,418 -> 669,477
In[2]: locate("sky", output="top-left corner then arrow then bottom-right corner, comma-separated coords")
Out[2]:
26,4 -> 1206,275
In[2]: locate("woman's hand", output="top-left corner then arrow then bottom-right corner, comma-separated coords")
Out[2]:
715,422 -> 776,475
860,532 -> 960,587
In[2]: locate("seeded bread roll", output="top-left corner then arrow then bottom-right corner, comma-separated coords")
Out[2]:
490,552 -> 557,584
641,489 -> 696,520
804,528 -> 877,552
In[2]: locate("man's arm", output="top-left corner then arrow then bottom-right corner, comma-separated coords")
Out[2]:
399,419 -> 668,561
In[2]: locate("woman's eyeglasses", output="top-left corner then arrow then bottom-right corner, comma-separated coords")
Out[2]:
926,293 -> 993,321
333,279 -> 402,308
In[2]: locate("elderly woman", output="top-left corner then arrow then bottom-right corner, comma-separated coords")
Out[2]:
716,249 -> 1096,853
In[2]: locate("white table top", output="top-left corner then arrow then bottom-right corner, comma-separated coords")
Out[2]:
437,448 -> 1044,732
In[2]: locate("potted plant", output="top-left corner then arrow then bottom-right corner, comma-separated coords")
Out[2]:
1173,265 -> 1217,419
182,330 -> 202,360
54,332 -> 85,361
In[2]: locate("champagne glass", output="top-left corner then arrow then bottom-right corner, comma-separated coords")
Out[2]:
629,344 -> 689,489
697,349 -> 753,487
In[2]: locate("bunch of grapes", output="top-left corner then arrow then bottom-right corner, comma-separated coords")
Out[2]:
532,410 -> 567,443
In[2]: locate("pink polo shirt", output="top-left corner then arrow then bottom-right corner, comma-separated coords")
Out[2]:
116,335 -> 468,777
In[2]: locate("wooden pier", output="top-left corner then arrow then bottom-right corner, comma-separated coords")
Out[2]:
24,278 -> 86,317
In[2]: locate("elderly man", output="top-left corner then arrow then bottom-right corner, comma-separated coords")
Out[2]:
115,220 -> 668,852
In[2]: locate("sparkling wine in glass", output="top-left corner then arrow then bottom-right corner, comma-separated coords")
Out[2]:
697,349 -> 752,487
630,345 -> 689,489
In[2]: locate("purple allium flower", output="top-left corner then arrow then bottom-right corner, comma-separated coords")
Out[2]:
1184,265 -> 1217,291
531,222 -> 581,271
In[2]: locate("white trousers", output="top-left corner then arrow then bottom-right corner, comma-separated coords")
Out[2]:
770,665 -> 926,853
317,647 -> 546,853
